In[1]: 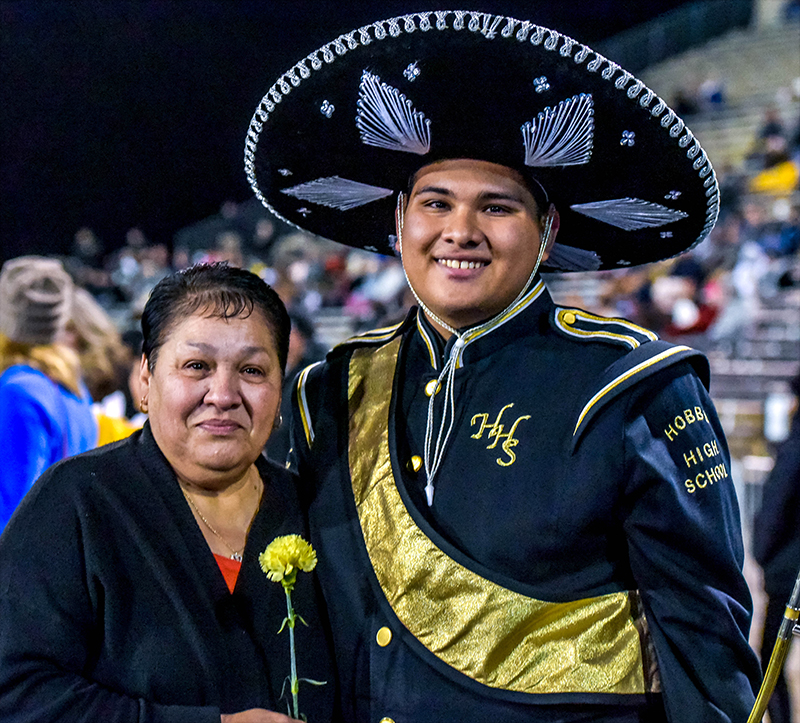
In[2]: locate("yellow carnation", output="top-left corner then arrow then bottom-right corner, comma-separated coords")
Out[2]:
259,534 -> 317,583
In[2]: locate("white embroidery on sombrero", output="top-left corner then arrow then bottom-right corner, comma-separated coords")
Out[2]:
522,93 -> 594,167
545,243 -> 601,271
281,175 -> 393,211
570,198 -> 689,231
356,70 -> 431,155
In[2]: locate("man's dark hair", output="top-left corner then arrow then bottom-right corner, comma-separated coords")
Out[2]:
141,263 -> 290,375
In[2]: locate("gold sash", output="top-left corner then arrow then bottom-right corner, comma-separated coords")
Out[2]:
348,338 -> 648,695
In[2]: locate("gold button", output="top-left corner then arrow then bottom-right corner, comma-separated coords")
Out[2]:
407,455 -> 423,473
376,626 -> 392,647
424,379 -> 440,396
379,718 -> 395,723
563,311 -> 576,325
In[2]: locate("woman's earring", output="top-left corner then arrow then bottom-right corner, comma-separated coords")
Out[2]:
140,396 -> 149,413
274,413 -> 283,430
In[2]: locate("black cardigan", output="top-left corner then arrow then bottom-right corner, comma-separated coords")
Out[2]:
753,406 -> 800,595
0,423 -> 336,723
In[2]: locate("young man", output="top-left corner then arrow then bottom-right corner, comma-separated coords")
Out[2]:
245,11 -> 761,721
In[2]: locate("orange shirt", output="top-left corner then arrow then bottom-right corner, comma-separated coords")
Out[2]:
213,554 -> 242,594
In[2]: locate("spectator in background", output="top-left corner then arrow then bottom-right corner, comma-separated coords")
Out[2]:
749,136 -> 800,196
753,372 -> 800,723
650,258 -> 720,338
0,257 -> 97,531
63,226 -> 114,297
66,288 -> 131,404
757,106 -> 788,147
672,87 -> 699,117
699,73 -> 726,111
757,198 -> 800,259
65,287 -> 141,445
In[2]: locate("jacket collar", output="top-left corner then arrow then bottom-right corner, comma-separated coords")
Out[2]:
413,278 -> 554,371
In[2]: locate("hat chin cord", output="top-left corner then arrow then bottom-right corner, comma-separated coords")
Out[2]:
395,192 -> 554,506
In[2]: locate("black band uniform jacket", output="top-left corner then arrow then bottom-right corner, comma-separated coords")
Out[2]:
289,280 -> 760,723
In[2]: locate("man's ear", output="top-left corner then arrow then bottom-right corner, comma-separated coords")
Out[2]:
540,205 -> 560,261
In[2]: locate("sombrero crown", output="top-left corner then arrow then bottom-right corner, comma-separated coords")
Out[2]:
246,10 -> 718,271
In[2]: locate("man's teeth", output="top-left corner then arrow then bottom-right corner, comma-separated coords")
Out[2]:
438,259 -> 486,269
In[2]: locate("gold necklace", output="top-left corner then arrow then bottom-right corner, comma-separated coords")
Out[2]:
181,480 -> 261,562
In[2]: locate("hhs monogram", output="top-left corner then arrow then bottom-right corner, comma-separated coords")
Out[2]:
470,403 -> 530,467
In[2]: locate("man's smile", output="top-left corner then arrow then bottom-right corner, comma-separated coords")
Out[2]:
436,258 -> 489,270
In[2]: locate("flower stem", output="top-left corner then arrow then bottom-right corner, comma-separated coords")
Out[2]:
284,583 -> 299,719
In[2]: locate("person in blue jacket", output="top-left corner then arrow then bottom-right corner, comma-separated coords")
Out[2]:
245,10 -> 762,721
0,256 -> 97,530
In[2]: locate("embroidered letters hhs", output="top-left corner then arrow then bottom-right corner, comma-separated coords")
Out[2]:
471,403 -> 530,467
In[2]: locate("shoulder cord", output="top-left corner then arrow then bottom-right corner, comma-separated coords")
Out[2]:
395,192 -> 554,505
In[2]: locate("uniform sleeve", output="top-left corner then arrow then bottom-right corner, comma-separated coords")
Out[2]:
286,361 -> 324,484
621,365 -> 761,723
0,380 -> 60,529
0,471 -> 220,723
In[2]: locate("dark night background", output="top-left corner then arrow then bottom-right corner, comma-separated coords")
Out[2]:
0,0 -> 694,263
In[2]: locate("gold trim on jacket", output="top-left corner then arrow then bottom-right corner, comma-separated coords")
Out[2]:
347,337 -> 652,695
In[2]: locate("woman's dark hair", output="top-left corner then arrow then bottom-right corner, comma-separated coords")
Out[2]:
141,263 -> 290,375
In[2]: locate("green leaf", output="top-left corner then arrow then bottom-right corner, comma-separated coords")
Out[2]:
299,678 -> 328,686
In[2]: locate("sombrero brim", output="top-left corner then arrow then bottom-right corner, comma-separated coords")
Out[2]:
246,10 -> 718,272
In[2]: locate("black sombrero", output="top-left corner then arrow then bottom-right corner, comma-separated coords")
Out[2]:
245,10 -> 719,272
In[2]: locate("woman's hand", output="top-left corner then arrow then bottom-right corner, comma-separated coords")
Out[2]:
221,710 -> 295,722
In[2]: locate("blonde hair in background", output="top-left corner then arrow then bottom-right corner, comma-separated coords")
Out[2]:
0,334 -> 83,397
67,288 -> 130,402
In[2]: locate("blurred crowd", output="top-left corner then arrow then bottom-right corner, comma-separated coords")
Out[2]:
554,101 -> 800,349
2,75 -> 799,526
52,97 -> 800,355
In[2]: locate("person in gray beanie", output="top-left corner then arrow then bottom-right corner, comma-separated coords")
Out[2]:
0,255 -> 97,531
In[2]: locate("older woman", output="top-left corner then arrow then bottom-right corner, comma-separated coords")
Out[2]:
0,264 -> 335,723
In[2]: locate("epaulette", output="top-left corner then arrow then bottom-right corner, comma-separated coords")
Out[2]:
296,316 -> 411,448
325,305 -> 421,360
294,360 -> 325,448
327,320 -> 406,357
570,339 -> 709,452
553,307 -> 659,350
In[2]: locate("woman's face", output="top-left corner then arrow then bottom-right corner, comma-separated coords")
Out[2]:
140,309 -> 282,489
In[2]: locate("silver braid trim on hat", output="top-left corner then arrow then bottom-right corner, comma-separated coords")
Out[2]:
245,10 -> 719,255
570,198 -> 690,231
281,176 -> 394,210
522,93 -> 594,167
356,71 -> 432,155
